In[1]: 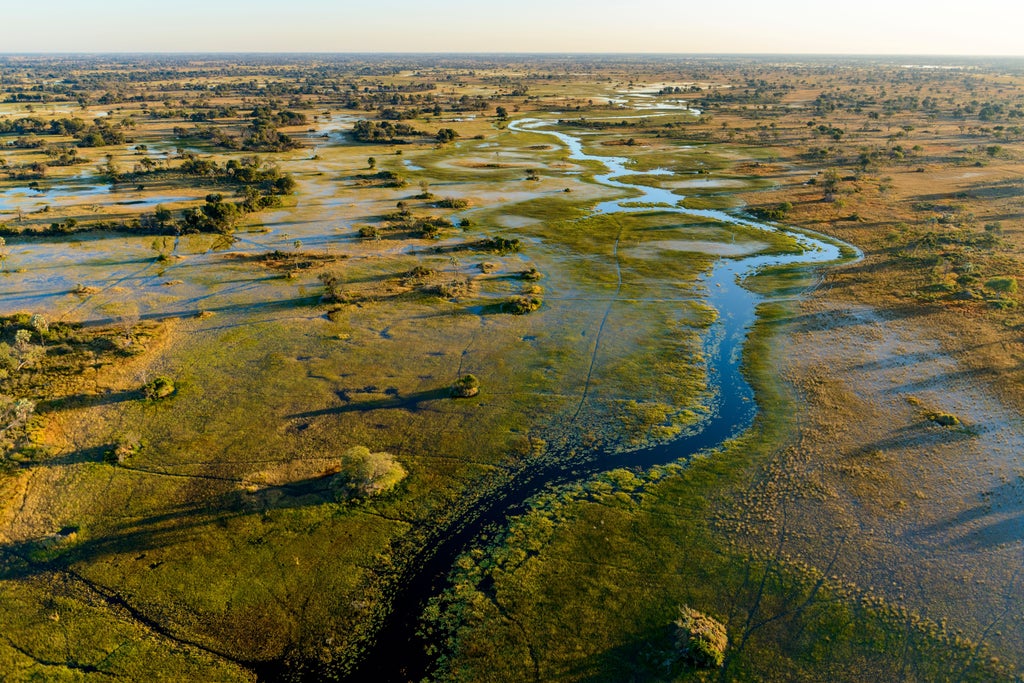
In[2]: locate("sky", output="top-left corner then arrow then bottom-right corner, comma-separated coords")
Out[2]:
4,0 -> 1023,56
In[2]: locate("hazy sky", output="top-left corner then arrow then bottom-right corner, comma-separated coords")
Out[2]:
5,0 -> 1022,55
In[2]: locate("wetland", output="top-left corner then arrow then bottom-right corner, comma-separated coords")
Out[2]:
0,54 -> 1023,682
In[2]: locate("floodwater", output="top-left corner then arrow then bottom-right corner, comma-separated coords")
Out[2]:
348,119 -> 856,681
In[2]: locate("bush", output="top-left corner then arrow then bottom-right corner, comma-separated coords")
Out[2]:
504,295 -> 542,315
333,446 -> 406,498
675,606 -> 727,668
357,225 -> 381,240
478,237 -> 520,254
435,197 -> 469,209
985,276 -> 1017,294
105,440 -> 141,465
143,376 -> 175,400
405,265 -> 434,280
927,412 -> 960,427
451,374 -> 480,398
425,280 -> 468,298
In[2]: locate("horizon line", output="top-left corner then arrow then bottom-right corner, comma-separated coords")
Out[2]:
1,51 -> 1023,59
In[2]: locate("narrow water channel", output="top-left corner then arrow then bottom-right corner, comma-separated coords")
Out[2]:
327,119 -> 856,682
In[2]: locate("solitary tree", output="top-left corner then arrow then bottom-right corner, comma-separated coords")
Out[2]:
436,128 -> 458,143
451,374 -> 480,398
675,606 -> 728,668
29,314 -> 48,347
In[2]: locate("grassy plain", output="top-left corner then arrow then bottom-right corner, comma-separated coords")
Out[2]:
0,54 -> 1022,681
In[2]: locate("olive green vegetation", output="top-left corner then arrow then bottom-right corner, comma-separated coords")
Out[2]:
422,301 -> 1013,682
0,313 -> 156,465
675,606 -> 729,669
0,96 -> 829,676
0,185 -> 749,676
679,195 -> 742,211
5,55 -> 1019,682
0,578 -> 251,682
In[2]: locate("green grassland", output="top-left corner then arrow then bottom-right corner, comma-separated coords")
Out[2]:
1,55 -> 1022,681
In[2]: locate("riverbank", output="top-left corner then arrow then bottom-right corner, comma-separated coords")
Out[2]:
420,292 -> 1015,681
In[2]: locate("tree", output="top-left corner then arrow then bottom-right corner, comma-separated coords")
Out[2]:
333,446 -> 407,498
143,376 -> 176,400
436,128 -> 458,143
154,205 -> 173,228
675,606 -> 728,668
368,156 -> 376,169
29,314 -> 48,347
821,168 -> 840,201
496,106 -> 508,121
12,329 -> 42,370
451,374 -> 480,398
0,394 -> 35,455
99,154 -> 121,182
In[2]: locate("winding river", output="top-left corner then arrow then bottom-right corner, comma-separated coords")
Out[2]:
327,119 -> 856,681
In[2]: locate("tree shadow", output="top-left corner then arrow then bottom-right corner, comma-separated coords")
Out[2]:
911,479 -> 1024,550
79,294 -> 323,327
759,302 -> 932,338
34,388 -> 142,415
554,623 -> 683,683
888,366 -> 997,394
850,420 -> 977,455
286,386 -> 455,419
0,470 -> 343,583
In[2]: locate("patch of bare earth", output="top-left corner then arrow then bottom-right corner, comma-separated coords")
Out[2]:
728,293 -> 1024,669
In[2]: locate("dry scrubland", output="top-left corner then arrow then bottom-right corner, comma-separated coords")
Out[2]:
0,54 -> 1022,681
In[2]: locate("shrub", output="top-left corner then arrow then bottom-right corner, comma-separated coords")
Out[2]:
333,446 -> 406,498
435,197 -> 469,209
405,265 -> 434,280
451,374 -> 480,398
927,412 -> 960,427
504,295 -> 542,315
425,279 -> 468,298
675,606 -> 727,668
478,237 -> 520,254
105,440 -> 141,465
985,276 -> 1017,294
143,376 -> 175,400
358,225 -> 381,240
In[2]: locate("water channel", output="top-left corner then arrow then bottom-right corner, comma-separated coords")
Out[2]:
328,118 -> 857,681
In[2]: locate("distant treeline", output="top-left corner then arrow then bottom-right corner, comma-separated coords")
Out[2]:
171,107 -> 306,152
0,117 -> 126,148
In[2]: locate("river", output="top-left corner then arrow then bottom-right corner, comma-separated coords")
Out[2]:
328,119 -> 857,681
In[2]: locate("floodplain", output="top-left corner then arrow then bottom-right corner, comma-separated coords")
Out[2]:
0,54 -> 1022,682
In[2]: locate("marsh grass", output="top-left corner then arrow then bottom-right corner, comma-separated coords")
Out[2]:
6,56 -> 1024,681
423,301 -> 1013,682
